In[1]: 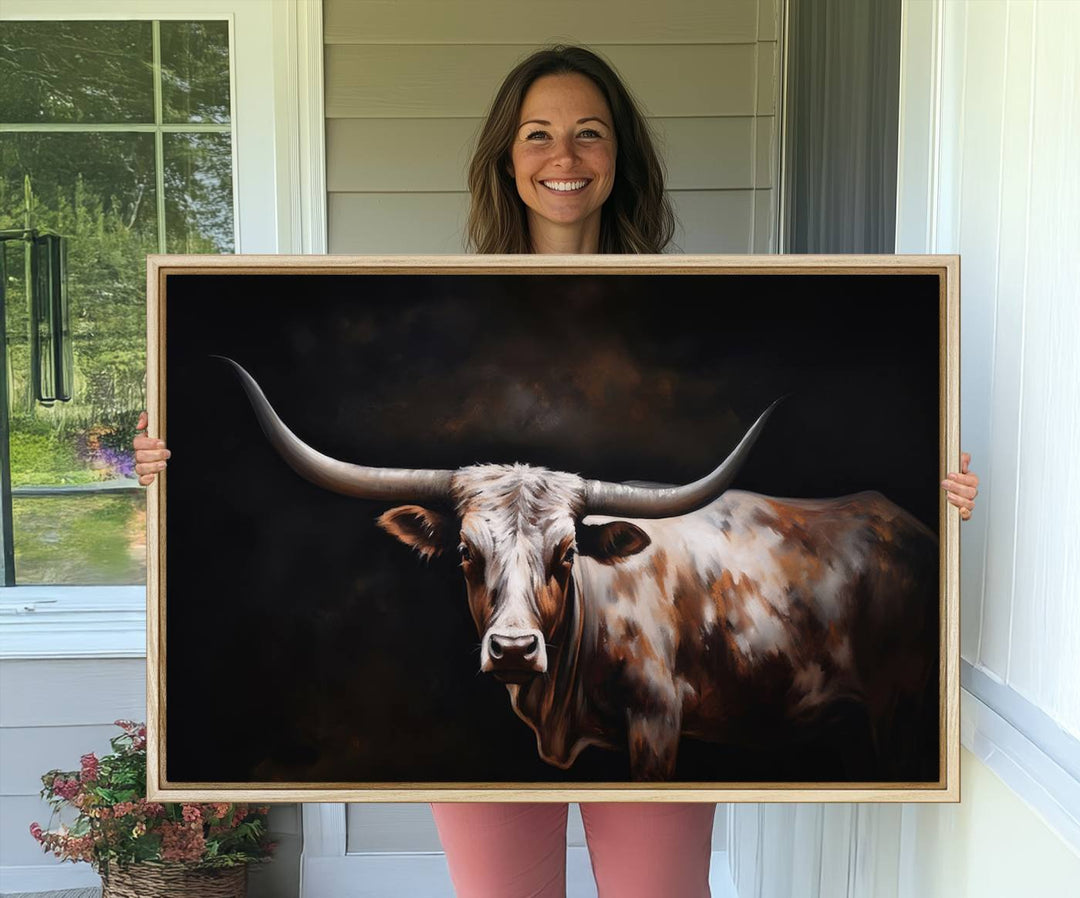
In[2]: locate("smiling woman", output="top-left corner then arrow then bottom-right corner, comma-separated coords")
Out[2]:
466,45 -> 674,255
509,73 -> 617,253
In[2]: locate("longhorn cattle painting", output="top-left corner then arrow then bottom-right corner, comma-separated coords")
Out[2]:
148,256 -> 959,802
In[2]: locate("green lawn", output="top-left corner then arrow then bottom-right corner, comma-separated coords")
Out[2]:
12,492 -> 146,585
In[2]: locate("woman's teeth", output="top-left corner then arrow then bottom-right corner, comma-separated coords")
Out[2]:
542,180 -> 589,192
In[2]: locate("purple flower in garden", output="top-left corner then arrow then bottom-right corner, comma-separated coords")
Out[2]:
74,429 -> 138,480
96,446 -> 136,479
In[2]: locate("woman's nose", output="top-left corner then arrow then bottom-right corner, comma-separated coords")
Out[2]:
549,134 -> 579,165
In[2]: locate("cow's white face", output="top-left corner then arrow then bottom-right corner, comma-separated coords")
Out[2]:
377,464 -> 650,680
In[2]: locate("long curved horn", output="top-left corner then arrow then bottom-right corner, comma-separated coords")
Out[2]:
217,357 -> 454,503
583,398 -> 783,518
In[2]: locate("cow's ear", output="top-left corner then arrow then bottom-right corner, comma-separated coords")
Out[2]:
577,521 -> 651,564
377,505 -> 454,560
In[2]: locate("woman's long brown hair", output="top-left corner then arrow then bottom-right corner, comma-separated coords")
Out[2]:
466,46 -> 676,254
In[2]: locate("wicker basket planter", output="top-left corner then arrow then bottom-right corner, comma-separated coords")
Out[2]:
100,862 -> 247,897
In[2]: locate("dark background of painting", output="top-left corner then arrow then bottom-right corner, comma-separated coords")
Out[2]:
163,271 -> 940,784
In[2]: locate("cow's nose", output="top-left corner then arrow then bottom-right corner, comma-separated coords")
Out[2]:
488,633 -> 539,661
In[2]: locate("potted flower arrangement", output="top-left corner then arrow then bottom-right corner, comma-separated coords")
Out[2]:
30,720 -> 275,897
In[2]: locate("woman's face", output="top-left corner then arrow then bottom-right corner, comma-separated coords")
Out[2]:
509,73 -> 617,241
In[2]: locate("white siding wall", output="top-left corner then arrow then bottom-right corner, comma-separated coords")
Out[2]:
729,1 -> 1080,895
922,0 -> 1080,737
324,0 -> 782,253
0,660 -> 146,879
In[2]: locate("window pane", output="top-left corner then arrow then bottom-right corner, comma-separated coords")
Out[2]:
1,19 -> 235,587
12,493 -> 146,585
164,132 -> 235,252
1,133 -> 157,436
2,132 -> 156,583
0,22 -> 154,124
160,20 -> 232,124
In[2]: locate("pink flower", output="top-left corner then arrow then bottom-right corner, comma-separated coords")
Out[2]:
80,753 -> 99,782
132,725 -> 148,750
30,822 -> 43,842
112,801 -> 136,817
52,777 -> 80,801
136,799 -> 165,818
181,805 -> 202,823
60,833 -> 95,863
32,827 -> 97,864
160,821 -> 205,863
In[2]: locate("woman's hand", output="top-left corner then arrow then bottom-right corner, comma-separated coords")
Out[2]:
133,411 -> 170,486
942,452 -> 979,521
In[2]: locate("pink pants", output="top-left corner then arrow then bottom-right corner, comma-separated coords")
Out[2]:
431,802 -> 715,898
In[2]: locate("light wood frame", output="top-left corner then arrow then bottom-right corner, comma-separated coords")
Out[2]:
146,253 -> 960,803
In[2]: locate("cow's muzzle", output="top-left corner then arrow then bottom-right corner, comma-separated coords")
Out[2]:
481,629 -> 547,680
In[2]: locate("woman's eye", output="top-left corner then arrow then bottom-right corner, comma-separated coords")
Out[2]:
525,130 -> 550,140
578,129 -> 601,138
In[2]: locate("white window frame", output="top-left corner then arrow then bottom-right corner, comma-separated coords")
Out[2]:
0,0 -> 326,660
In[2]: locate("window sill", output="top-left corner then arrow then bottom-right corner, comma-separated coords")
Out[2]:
0,585 -> 145,659
962,661 -> 1080,853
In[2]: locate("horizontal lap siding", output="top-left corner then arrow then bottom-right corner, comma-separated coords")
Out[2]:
328,188 -> 761,254
0,724 -> 132,796
327,117 -> 768,192
324,0 -> 761,45
325,0 -> 780,254
325,45 -> 761,118
0,659 -> 145,729
0,659 -> 146,867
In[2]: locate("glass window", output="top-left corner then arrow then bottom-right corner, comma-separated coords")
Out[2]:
0,20 -> 234,585
160,21 -> 231,125
164,132 -> 234,253
0,21 -> 155,124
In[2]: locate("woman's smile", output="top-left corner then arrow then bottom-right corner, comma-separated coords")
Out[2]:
540,178 -> 592,193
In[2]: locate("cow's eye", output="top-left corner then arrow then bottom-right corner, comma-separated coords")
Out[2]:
458,543 -> 472,563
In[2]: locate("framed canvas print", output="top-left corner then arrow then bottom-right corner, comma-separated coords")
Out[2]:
146,254 -> 959,803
